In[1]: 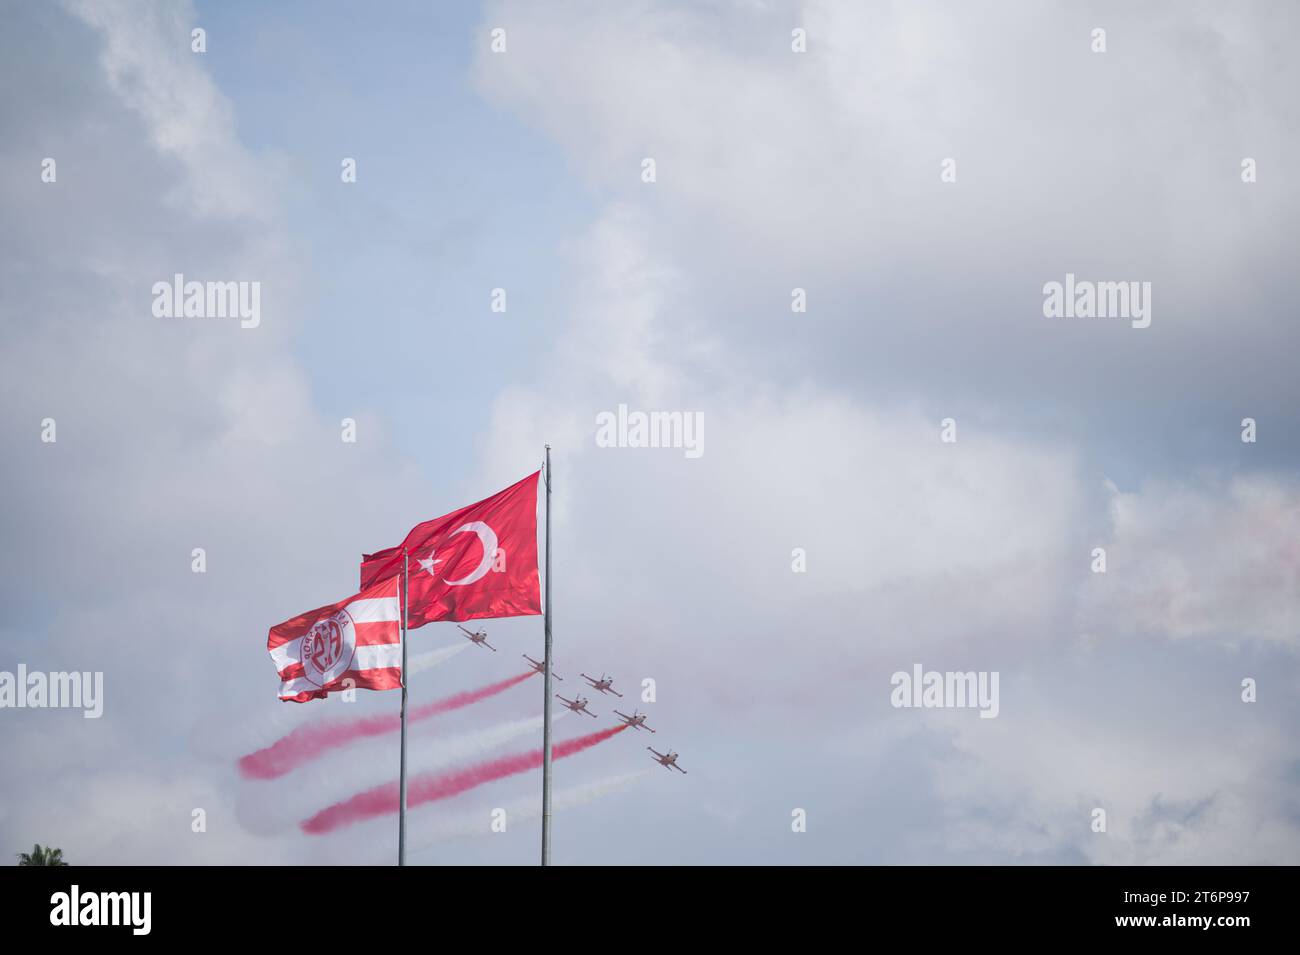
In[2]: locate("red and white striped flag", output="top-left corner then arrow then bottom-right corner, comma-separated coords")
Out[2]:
267,577 -> 402,703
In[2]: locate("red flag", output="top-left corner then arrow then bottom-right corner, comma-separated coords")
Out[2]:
268,576 -> 402,703
361,472 -> 541,629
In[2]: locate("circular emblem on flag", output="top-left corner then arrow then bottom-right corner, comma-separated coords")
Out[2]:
301,609 -> 357,687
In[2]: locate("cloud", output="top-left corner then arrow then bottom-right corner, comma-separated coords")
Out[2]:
473,0 -> 1300,445
0,0 -> 421,864
468,0 -> 1300,863
65,0 -> 281,223
1078,475 -> 1300,646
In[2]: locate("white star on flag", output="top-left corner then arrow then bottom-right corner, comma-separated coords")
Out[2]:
417,550 -> 443,577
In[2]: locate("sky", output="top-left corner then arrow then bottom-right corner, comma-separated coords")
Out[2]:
1,0 -> 1297,865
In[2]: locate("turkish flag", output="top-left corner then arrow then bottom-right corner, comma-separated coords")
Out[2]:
361,471 -> 542,628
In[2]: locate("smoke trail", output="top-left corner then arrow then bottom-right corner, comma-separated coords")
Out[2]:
407,671 -> 534,721
407,769 -> 654,851
238,670 -> 537,780
235,711 -> 570,836
407,642 -> 470,675
203,642 -> 470,766
302,724 -> 630,835
192,697 -> 316,765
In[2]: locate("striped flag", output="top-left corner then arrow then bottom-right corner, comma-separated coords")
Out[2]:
267,577 -> 402,703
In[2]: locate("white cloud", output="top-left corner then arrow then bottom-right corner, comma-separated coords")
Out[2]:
66,0 -> 282,223
1079,475 -> 1300,646
470,0 -> 1300,863
0,0 -> 421,863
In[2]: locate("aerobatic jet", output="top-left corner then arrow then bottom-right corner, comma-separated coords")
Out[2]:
581,673 -> 623,697
647,747 -> 686,773
556,694 -> 597,718
457,624 -> 496,651
523,654 -> 561,679
614,710 -> 655,733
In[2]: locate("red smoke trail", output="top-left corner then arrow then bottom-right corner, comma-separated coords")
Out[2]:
238,671 -> 536,780
407,671 -> 535,722
302,724 -> 630,835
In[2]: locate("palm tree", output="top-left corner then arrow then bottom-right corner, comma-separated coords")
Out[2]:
17,844 -> 67,866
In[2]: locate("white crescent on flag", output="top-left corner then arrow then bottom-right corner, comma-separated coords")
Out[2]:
443,521 -> 498,586
358,470 -> 542,629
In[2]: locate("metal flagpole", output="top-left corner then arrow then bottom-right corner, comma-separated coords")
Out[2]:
541,446 -> 553,866
399,549 -> 409,866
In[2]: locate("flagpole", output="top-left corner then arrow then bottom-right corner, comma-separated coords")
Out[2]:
541,445 -> 553,866
399,549 -> 409,866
